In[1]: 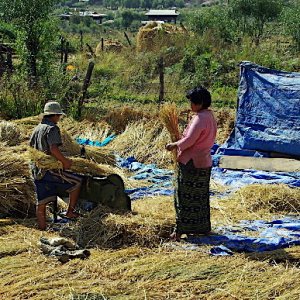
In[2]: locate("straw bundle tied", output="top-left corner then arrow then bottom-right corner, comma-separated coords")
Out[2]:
28,148 -> 115,176
0,143 -> 35,216
159,102 -> 180,142
159,103 -> 180,162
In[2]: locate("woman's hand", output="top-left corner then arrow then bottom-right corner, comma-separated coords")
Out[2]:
165,143 -> 177,151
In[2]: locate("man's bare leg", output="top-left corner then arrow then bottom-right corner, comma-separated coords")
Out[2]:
66,186 -> 81,218
36,204 -> 47,230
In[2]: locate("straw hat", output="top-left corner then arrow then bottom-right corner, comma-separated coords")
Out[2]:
43,101 -> 66,116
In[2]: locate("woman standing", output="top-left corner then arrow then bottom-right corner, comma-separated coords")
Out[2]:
166,86 -> 217,241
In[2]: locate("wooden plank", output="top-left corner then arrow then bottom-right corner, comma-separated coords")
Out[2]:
219,156 -> 300,172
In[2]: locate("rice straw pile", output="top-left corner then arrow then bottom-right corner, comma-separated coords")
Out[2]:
61,130 -> 116,166
0,143 -> 36,216
0,121 -> 21,146
62,197 -> 174,248
214,108 -> 235,144
103,106 -> 152,133
232,184 -> 300,213
111,120 -> 173,167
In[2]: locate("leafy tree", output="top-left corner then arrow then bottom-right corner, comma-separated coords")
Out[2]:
281,1 -> 300,51
0,0 -> 59,85
229,0 -> 284,45
187,6 -> 237,43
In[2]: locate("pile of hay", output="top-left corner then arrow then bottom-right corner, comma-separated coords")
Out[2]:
60,130 -> 116,166
0,121 -> 21,146
111,120 -> 173,167
103,106 -> 152,133
95,39 -> 124,54
136,22 -> 185,52
62,197 -> 174,248
214,108 -> 235,144
0,143 -> 35,216
232,184 -> 300,213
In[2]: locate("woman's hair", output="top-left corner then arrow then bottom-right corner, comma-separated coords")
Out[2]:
186,86 -> 211,108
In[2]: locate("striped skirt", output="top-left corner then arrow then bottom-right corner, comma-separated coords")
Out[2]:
174,160 -> 211,235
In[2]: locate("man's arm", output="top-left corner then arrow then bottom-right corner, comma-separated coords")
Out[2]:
50,144 -> 72,170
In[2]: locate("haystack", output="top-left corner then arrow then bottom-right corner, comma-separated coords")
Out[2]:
95,39 -> 124,54
0,143 -> 35,216
136,22 -> 185,52
0,121 -> 21,146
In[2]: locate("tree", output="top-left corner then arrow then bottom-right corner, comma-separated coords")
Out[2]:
281,1 -> 300,51
0,0 -> 59,85
229,0 -> 284,45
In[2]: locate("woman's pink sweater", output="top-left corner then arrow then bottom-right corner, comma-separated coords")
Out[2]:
175,109 -> 217,168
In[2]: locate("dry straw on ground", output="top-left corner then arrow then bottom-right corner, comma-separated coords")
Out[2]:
111,120 -> 173,167
232,184 -> 300,213
0,121 -> 21,146
61,196 -> 174,248
0,143 -> 35,216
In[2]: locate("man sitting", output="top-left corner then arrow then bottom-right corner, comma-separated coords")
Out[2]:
30,101 -> 82,230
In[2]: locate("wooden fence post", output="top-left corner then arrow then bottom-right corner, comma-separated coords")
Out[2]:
158,57 -> 164,105
60,37 -> 65,64
124,32 -> 131,46
80,30 -> 83,51
64,41 -> 69,64
101,38 -> 104,51
77,61 -> 95,118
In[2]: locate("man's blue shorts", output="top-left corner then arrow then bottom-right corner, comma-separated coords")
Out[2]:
34,170 -> 82,205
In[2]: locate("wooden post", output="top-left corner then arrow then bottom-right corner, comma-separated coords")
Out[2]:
124,32 -> 131,46
60,37 -> 65,64
80,30 -> 83,51
158,57 -> 164,105
77,61 -> 95,118
86,43 -> 95,57
64,41 -> 69,64
101,38 -> 104,51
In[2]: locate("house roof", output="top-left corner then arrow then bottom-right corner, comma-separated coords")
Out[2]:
145,10 -> 179,16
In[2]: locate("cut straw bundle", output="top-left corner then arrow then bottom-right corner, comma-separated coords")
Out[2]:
28,148 -> 115,176
159,103 -> 180,162
159,102 -> 180,143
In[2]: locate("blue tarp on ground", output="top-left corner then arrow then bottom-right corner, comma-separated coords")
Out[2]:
185,216 -> 300,255
117,156 -> 300,200
223,61 -> 300,157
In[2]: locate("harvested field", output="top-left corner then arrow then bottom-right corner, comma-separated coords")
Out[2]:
1,189 -> 300,299
1,106 -> 300,299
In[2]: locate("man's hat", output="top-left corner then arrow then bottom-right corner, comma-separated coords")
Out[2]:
43,101 -> 66,116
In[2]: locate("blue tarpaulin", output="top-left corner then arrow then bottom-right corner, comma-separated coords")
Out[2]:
76,135 -> 116,147
117,156 -> 300,200
223,61 -> 300,157
185,216 -> 300,255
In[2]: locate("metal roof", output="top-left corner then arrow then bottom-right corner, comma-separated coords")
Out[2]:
145,10 -> 179,16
